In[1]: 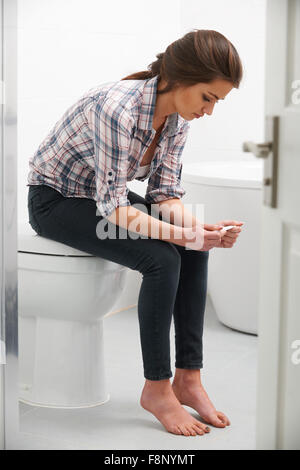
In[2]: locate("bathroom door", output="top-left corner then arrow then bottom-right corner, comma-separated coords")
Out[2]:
256,0 -> 300,450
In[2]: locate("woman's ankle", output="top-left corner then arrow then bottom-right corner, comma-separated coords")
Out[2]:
143,378 -> 172,392
144,378 -> 170,386
172,368 -> 201,386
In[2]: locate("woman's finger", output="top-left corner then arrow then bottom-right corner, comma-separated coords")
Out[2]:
223,232 -> 239,240
217,220 -> 244,227
205,223 -> 224,231
206,231 -> 223,240
222,241 -> 233,248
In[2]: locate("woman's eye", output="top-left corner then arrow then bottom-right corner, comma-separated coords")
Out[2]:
203,94 -> 211,102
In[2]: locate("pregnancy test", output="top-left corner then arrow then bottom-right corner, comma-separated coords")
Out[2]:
219,225 -> 236,231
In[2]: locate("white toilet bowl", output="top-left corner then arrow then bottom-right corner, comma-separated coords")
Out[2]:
182,158 -> 263,335
18,223 -> 128,408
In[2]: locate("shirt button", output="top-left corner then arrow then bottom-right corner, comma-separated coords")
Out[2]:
108,180 -> 112,184
108,171 -> 112,176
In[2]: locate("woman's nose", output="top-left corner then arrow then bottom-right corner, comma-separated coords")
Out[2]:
204,103 -> 215,116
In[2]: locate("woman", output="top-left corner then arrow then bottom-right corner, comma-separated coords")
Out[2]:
27,29 -> 244,437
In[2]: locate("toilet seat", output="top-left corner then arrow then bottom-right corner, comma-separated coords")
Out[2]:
18,222 -> 94,257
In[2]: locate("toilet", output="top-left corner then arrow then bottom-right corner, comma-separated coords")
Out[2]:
181,158 -> 263,335
18,222 -> 128,408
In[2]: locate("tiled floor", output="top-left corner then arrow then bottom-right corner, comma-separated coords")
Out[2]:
18,295 -> 257,450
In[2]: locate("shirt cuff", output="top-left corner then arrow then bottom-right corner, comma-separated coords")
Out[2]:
96,196 -> 132,219
145,186 -> 186,204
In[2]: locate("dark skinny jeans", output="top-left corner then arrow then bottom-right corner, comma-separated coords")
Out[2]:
27,184 -> 209,381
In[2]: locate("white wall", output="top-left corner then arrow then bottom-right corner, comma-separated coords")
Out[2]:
126,0 -> 267,198
180,0 -> 267,164
18,0 -> 181,222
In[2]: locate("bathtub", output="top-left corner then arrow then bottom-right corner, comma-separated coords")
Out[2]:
181,159 -> 263,335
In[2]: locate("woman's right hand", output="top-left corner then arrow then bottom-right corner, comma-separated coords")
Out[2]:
181,224 -> 226,251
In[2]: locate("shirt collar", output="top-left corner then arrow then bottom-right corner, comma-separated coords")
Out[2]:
137,75 -> 186,137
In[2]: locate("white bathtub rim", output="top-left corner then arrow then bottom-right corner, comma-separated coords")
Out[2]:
182,160 -> 263,189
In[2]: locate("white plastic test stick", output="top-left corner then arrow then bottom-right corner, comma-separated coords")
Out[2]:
220,225 -> 235,231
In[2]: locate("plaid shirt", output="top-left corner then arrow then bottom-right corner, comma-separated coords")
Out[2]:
27,75 -> 190,218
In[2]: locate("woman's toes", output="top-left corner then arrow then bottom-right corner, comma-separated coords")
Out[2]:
185,426 -> 193,436
173,426 -> 182,435
206,413 -> 226,427
179,425 -> 190,436
217,411 -> 230,426
194,420 -> 210,433
176,424 -> 185,436
189,427 -> 197,436
192,424 -> 204,435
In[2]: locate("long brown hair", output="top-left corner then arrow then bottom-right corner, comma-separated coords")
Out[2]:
121,29 -> 243,95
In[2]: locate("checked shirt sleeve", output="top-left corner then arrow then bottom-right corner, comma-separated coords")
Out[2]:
145,127 -> 189,204
88,97 -> 134,218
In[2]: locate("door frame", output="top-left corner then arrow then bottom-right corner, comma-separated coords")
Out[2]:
256,0 -> 300,450
1,0 -> 19,450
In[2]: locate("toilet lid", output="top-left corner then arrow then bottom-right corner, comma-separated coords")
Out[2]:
18,223 -> 94,256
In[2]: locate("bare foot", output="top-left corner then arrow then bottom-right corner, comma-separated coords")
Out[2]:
140,379 -> 211,436
172,369 -> 230,428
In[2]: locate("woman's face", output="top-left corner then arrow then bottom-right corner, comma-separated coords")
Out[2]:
171,79 -> 234,121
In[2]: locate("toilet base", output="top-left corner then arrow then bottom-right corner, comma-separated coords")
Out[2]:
19,394 -> 110,409
19,315 -> 109,408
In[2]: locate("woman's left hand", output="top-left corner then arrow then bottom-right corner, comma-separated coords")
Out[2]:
204,220 -> 244,248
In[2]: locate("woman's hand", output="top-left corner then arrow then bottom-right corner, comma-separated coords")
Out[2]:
206,220 -> 244,248
182,224 -> 227,251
